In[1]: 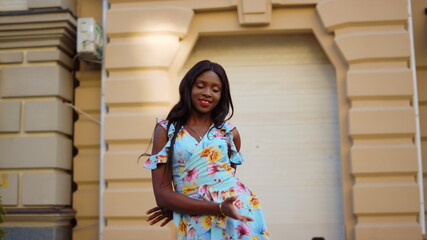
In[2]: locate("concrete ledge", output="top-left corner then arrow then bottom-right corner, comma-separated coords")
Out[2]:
22,170 -> 71,206
0,65 -> 73,101
0,101 -> 21,133
0,135 -> 72,169
24,99 -> 72,135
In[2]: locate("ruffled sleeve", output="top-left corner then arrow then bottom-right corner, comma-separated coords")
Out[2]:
223,122 -> 246,165
142,117 -> 175,170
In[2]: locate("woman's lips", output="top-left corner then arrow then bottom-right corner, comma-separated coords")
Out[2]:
199,99 -> 212,107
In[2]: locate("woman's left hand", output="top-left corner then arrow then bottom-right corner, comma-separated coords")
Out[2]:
146,207 -> 173,227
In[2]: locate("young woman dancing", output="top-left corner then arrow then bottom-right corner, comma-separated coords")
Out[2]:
143,60 -> 269,239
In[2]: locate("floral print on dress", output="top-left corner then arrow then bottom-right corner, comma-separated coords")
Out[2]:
144,117 -> 269,239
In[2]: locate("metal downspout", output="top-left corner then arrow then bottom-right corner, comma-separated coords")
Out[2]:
408,0 -> 426,234
99,0 -> 108,239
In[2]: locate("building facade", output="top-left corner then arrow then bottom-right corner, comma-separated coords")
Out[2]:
0,0 -> 427,239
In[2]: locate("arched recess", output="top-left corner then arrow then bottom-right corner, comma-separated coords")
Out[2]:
167,6 -> 352,239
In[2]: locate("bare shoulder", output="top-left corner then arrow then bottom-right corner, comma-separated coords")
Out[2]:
152,123 -> 168,155
230,127 -> 241,151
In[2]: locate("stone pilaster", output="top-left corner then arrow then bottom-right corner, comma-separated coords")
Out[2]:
0,5 -> 76,240
317,0 -> 422,239
101,4 -> 193,239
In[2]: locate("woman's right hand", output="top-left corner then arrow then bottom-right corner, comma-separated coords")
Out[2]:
220,196 -> 254,223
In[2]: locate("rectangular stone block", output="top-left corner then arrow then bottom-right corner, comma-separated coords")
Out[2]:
105,36 -> 179,69
104,113 -> 158,141
106,6 -> 193,36
22,170 -> 71,206
24,99 -> 72,135
335,31 -> 410,62
0,51 -> 23,63
349,107 -> 415,136
347,69 -> 413,98
74,152 -> 99,183
0,135 -> 72,170
0,173 -> 19,205
0,101 -> 21,133
73,219 -> 98,240
0,65 -> 73,101
74,119 -> 100,147
351,145 -> 418,175
105,77 -> 170,104
27,49 -> 73,69
73,189 -> 99,217
353,183 -> 419,214
104,190 -> 155,217
103,227 -> 174,240
105,152 -> 151,180
75,87 -> 100,111
0,0 -> 27,11
355,222 -> 421,240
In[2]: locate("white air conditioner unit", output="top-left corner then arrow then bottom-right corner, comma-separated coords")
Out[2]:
77,18 -> 103,60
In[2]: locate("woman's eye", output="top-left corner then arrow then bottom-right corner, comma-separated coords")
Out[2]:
212,88 -> 220,93
196,84 -> 204,88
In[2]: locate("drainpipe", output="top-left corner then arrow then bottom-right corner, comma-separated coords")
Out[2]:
408,0 -> 426,234
99,0 -> 108,239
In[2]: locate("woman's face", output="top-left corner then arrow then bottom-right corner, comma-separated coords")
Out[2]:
191,70 -> 222,115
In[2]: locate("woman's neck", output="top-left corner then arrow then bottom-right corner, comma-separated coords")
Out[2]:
187,111 -> 213,127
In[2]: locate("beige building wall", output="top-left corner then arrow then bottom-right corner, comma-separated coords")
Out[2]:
78,0 -> 421,239
0,1 -> 77,239
1,0 -> 426,240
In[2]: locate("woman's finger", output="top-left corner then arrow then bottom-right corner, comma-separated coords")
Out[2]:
150,215 -> 166,225
160,217 -> 172,227
146,207 -> 161,214
147,211 -> 163,221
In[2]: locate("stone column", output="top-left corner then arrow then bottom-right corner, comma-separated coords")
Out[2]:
0,1 -> 76,240
317,0 -> 422,239
102,4 -> 193,239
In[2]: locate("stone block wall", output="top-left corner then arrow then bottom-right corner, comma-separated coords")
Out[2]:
0,3 -> 77,240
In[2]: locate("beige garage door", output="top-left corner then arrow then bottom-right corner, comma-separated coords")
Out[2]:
181,34 -> 344,239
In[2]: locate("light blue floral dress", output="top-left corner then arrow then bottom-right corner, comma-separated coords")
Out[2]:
144,118 -> 269,240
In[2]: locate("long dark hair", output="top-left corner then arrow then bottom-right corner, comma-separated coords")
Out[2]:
165,60 -> 234,172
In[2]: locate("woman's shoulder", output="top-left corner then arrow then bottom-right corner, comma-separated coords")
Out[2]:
221,121 -> 237,132
155,117 -> 169,130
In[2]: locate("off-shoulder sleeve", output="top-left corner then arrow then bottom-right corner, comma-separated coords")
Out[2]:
142,118 -> 174,169
224,122 -> 246,165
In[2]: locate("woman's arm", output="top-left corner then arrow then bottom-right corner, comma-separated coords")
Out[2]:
150,124 -> 252,220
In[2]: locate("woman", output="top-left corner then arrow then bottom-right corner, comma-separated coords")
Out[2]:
143,60 -> 269,239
